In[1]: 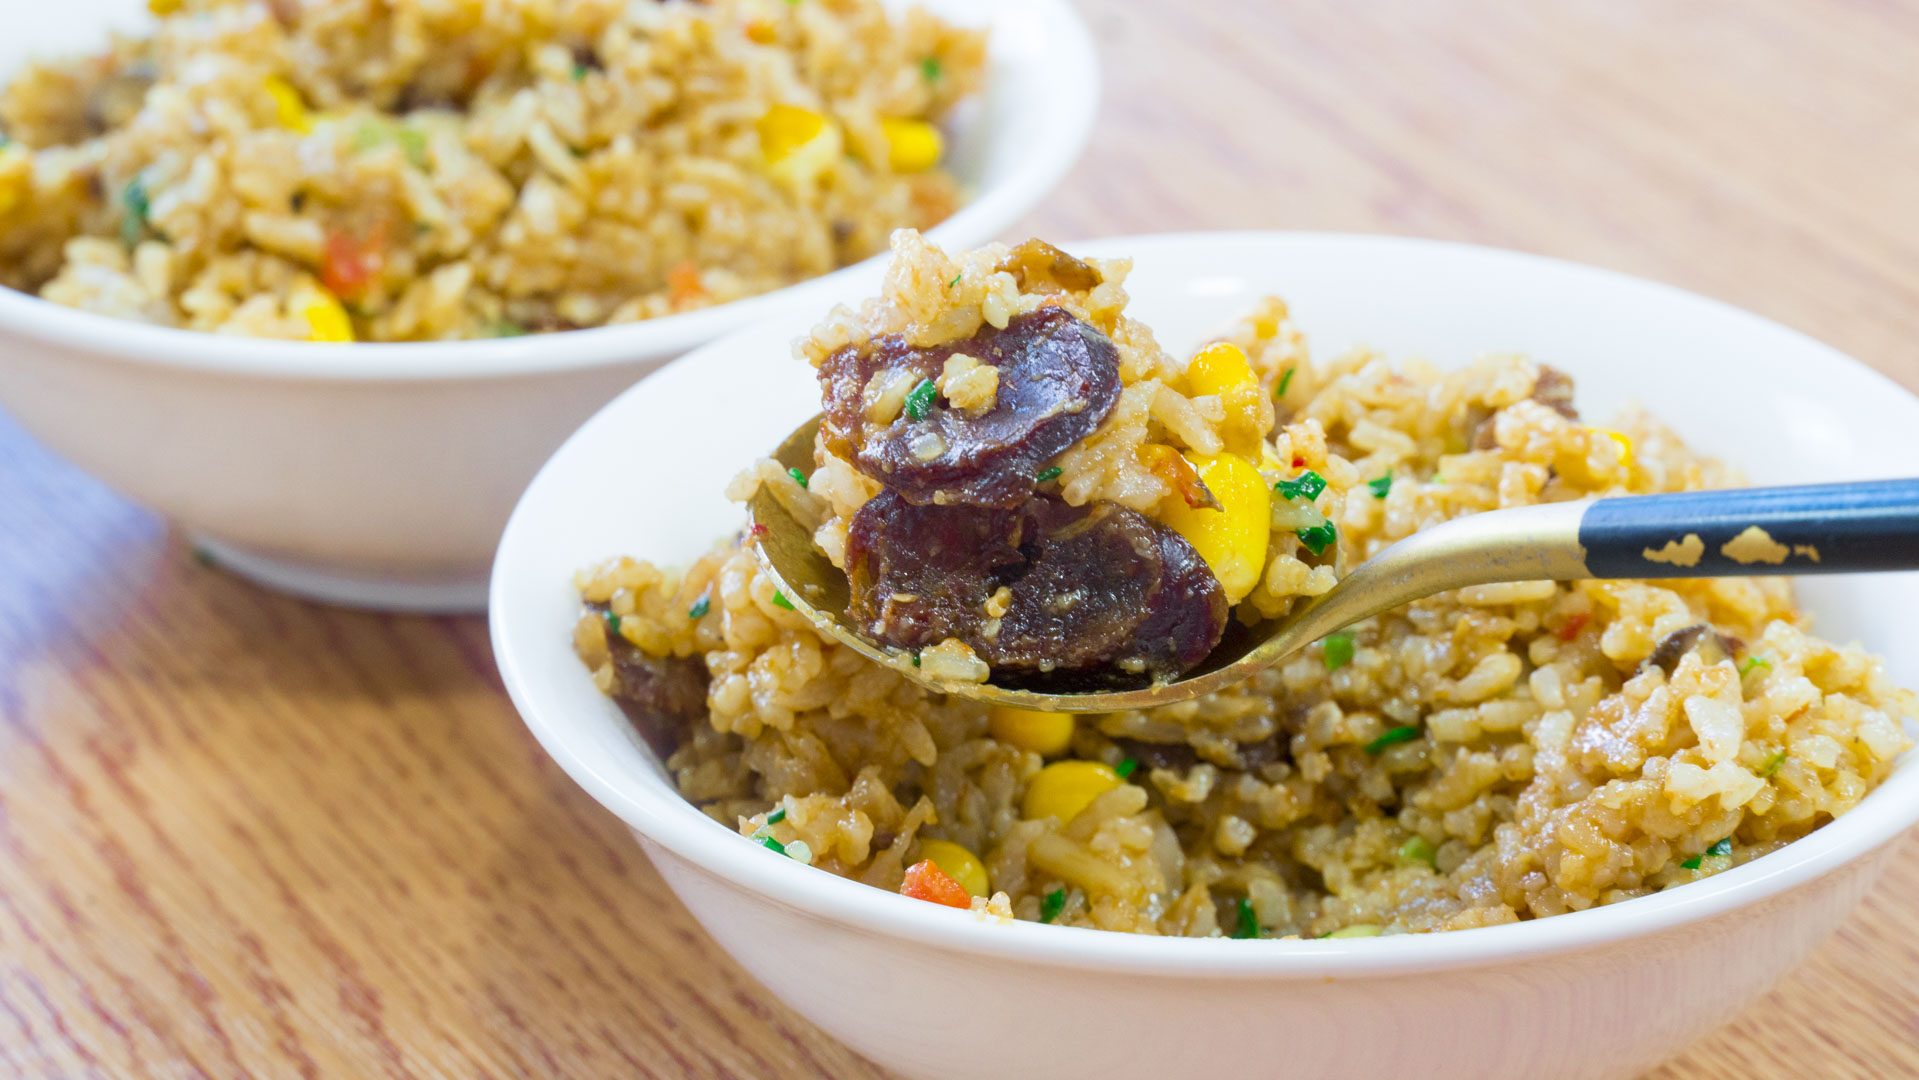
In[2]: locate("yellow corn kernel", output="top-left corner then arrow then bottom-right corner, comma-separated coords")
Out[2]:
758,104 -> 842,190
148,0 -> 182,12
0,146 -> 27,218
879,117 -> 943,173
1602,429 -> 1634,469
915,839 -> 989,897
1157,452 -> 1270,605
989,706 -> 1075,757
1022,760 -> 1124,824
1326,924 -> 1385,938
295,282 -> 354,342
1184,341 -> 1256,398
264,75 -> 311,134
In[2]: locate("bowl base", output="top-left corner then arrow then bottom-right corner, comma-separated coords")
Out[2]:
193,536 -> 488,614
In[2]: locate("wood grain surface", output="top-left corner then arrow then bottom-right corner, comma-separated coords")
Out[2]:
5,1 -> 1919,1076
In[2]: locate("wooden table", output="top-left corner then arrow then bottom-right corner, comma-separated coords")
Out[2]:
5,1 -> 1919,1076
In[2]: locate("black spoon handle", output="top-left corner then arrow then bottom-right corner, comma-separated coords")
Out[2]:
1579,479 -> 1919,578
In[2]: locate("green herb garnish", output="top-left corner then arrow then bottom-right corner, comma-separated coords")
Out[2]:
1740,656 -> 1771,676
121,174 -> 150,248
1759,751 -> 1788,778
757,834 -> 787,855
1322,631 -> 1355,671
1115,758 -> 1138,780
903,378 -> 938,421
490,319 -> 527,338
1273,470 -> 1327,502
1398,836 -> 1437,867
1296,521 -> 1337,556
766,806 -> 787,825
1681,837 -> 1733,871
1275,367 -> 1294,397
1367,475 -> 1392,498
787,466 -> 809,489
921,57 -> 942,82
603,609 -> 622,635
1365,725 -> 1419,755
396,126 -> 428,168
947,273 -> 962,287
1039,887 -> 1065,924
1035,465 -> 1063,483
688,594 -> 711,619
1232,896 -> 1259,939
911,651 -> 921,667
572,62 -> 589,80
772,591 -> 795,610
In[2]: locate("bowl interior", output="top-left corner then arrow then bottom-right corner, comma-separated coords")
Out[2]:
492,231 -> 1919,970
0,0 -> 1098,379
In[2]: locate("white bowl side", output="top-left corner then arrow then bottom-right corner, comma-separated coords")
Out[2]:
0,0 -> 1099,607
491,232 -> 1919,1079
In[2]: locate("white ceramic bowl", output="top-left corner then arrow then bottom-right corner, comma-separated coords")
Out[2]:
0,0 -> 1097,612
491,232 -> 1919,1080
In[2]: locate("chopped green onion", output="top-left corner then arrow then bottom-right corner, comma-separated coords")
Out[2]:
910,651 -> 921,667
1367,475 -> 1392,499
1706,837 -> 1732,857
766,806 -> 787,825
1759,750 -> 1788,778
903,378 -> 938,422
1232,896 -> 1259,939
1740,656 -> 1771,676
396,126 -> 428,168
1275,367 -> 1294,397
787,466 -> 809,489
1296,521 -> 1337,556
571,62 -> 589,80
1039,887 -> 1065,924
688,595 -> 710,619
1365,725 -> 1419,755
121,174 -> 150,248
947,273 -> 962,287
921,57 -> 942,82
756,834 -> 787,855
1398,836 -> 1437,867
1273,470 -> 1327,502
772,591 -> 795,610
1680,855 -> 1702,870
490,319 -> 527,338
1115,758 -> 1138,780
603,609 -> 622,635
1035,465 -> 1063,483
1322,631 -> 1355,671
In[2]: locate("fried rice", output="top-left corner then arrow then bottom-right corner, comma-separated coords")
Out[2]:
572,234 -> 1915,937
0,0 -> 985,341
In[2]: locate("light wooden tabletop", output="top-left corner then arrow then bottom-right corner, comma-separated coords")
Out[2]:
5,1 -> 1919,1077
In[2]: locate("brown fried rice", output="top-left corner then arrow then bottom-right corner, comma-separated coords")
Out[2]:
572,234 -> 1915,937
0,0 -> 984,341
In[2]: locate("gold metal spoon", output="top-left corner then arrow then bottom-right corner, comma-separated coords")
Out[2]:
749,415 -> 1919,713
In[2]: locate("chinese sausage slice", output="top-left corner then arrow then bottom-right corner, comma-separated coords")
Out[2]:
823,303 -> 1230,687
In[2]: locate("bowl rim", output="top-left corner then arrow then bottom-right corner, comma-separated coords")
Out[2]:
491,229 -> 1919,980
0,0 -> 1097,383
